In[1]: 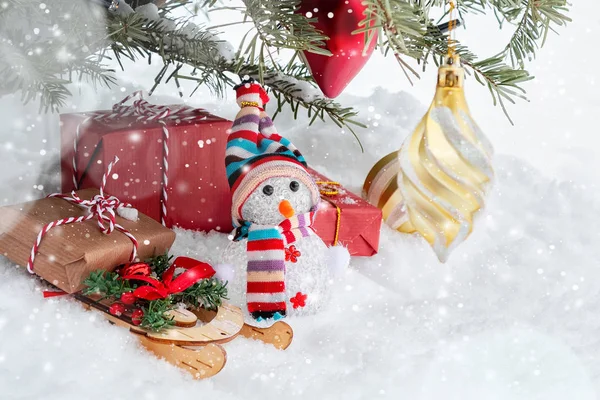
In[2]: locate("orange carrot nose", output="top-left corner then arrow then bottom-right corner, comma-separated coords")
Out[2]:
279,200 -> 295,218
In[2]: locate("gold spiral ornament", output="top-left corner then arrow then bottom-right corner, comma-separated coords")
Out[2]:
363,55 -> 494,262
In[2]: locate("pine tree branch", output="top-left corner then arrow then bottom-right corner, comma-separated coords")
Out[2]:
1,0 -> 571,128
103,5 -> 365,144
106,9 -> 233,96
490,0 -> 571,68
464,55 -> 532,124
358,0 -> 428,59
409,25 -> 533,123
235,0 -> 330,55
0,0 -> 115,112
355,0 -> 567,121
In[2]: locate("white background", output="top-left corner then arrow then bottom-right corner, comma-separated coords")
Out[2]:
0,1 -> 599,399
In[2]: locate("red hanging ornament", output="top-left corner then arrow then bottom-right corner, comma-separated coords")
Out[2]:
131,309 -> 144,326
299,0 -> 377,98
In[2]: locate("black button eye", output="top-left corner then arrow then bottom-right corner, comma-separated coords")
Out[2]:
290,181 -> 300,192
262,185 -> 274,196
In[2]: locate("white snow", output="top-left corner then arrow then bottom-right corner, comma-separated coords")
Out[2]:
0,1 -> 599,399
264,71 -> 323,103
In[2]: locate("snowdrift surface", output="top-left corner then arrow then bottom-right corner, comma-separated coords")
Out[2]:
0,83 -> 599,400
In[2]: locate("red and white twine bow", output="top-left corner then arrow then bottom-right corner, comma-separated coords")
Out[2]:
110,91 -> 189,121
71,91 -> 201,226
27,156 -> 139,274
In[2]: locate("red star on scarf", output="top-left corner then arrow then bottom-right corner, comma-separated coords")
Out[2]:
290,292 -> 307,309
285,245 -> 301,263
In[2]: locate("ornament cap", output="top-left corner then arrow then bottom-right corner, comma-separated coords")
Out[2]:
438,55 -> 464,88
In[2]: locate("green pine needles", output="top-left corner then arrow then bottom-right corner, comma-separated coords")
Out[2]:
0,0 -> 570,125
140,299 -> 176,331
83,269 -> 134,299
82,252 -> 228,332
357,0 -> 569,123
148,252 -> 174,276
172,277 -> 229,309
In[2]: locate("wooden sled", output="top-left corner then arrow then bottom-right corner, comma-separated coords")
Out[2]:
74,293 -> 293,379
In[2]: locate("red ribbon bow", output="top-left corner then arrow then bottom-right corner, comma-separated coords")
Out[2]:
123,257 -> 215,301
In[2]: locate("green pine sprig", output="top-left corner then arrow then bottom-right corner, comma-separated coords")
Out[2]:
1,0 -> 571,134
172,278 -> 228,310
140,299 -> 175,331
83,270 -> 133,299
145,252 -> 173,276
82,253 -> 229,332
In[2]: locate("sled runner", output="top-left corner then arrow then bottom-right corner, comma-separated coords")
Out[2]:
74,293 -> 293,379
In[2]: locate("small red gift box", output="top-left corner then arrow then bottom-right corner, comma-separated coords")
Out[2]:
60,93 -> 233,233
309,168 -> 382,256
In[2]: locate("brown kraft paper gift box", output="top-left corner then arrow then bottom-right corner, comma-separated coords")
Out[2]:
0,189 -> 176,293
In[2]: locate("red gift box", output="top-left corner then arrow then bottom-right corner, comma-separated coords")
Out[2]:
309,168 -> 382,256
60,93 -> 233,233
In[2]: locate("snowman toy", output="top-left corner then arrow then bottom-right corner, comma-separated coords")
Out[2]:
218,80 -> 349,321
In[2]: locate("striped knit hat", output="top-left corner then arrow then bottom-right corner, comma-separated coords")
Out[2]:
226,79 -> 320,224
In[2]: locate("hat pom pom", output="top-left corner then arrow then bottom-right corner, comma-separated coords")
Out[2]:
327,245 -> 350,278
234,78 -> 269,109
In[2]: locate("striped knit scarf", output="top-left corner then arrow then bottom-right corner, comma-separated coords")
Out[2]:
244,211 -> 316,319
